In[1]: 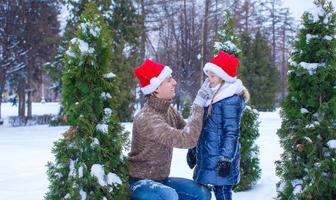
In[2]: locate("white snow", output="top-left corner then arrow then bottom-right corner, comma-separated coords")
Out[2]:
80,189 -> 87,200
306,34 -> 318,43
80,22 -> 101,38
0,103 -> 283,200
70,38 -> 95,55
107,172 -> 122,185
91,138 -> 100,147
213,41 -> 241,53
78,166 -> 84,178
327,140 -> 336,149
298,62 -> 325,75
65,49 -> 76,57
90,164 -> 107,186
96,123 -> 108,134
103,72 -> 116,78
104,108 -> 112,116
69,159 -> 77,177
309,6 -> 326,22
288,57 -> 297,66
323,35 -> 333,41
303,136 -> 313,143
90,164 -> 122,188
101,92 -> 112,99
300,108 -> 309,114
305,121 -> 320,129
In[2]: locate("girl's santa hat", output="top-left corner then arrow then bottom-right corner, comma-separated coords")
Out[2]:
203,51 -> 239,83
134,59 -> 172,95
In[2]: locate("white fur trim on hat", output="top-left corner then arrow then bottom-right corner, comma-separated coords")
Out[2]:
203,62 -> 236,83
141,66 -> 172,95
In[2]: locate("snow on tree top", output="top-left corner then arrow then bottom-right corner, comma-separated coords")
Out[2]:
214,41 -> 241,54
70,38 -> 95,55
80,22 -> 101,38
307,6 -> 327,23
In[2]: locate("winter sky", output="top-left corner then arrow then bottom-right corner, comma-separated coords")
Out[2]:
282,0 -> 324,21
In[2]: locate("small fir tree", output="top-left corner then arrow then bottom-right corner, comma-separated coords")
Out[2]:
213,11 -> 261,192
45,4 -> 129,199
276,0 -> 336,199
182,99 -> 192,119
240,31 -> 279,111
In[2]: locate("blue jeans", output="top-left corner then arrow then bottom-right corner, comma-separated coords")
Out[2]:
213,185 -> 233,200
129,177 -> 211,200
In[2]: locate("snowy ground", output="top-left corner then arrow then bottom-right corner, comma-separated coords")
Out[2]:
0,103 -> 282,200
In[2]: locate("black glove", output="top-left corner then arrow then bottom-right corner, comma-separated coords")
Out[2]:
186,149 -> 196,169
217,160 -> 231,177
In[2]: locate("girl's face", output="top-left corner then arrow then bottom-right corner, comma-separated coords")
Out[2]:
207,71 -> 223,88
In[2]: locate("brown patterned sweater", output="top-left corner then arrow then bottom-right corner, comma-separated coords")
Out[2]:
128,95 -> 204,180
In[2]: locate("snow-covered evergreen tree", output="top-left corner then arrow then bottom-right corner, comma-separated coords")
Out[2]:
276,0 -> 336,199
48,0 -> 140,122
45,4 -> 129,199
213,11 -> 261,191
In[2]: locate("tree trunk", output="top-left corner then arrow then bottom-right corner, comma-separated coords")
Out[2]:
0,71 -> 5,120
0,100 -> 2,121
27,90 -> 32,119
201,0 -> 211,86
139,0 -> 146,108
271,0 -> 276,65
18,79 -> 25,118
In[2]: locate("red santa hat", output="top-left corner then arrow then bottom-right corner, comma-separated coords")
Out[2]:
203,51 -> 240,83
134,59 -> 172,95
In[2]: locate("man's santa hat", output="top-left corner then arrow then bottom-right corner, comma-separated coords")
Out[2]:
134,59 -> 172,95
203,51 -> 240,83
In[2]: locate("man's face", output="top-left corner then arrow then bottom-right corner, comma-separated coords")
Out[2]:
155,75 -> 177,100
207,71 -> 223,88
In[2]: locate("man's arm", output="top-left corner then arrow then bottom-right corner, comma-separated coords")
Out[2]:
136,105 -> 204,149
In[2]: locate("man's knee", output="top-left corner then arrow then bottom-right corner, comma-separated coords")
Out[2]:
197,185 -> 212,200
131,187 -> 178,200
130,179 -> 178,200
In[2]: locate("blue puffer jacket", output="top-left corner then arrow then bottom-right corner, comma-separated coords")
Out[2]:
192,94 -> 245,186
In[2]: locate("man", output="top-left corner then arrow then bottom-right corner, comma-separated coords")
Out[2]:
128,59 -> 212,200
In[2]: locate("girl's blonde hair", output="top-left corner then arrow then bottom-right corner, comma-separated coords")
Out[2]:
240,88 -> 250,103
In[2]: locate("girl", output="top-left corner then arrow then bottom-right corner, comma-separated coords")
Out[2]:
187,51 -> 249,200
